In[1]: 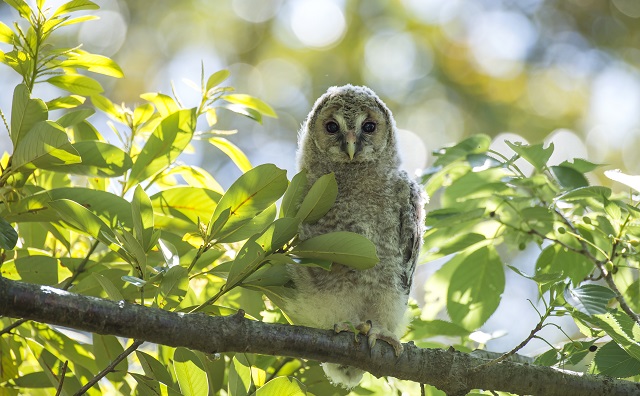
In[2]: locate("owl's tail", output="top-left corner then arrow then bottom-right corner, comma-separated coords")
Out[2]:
322,362 -> 365,389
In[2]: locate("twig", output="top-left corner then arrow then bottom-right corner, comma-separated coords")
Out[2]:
55,360 -> 68,396
73,339 -> 144,396
554,209 -> 640,326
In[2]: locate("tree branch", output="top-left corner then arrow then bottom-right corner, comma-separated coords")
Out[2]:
0,277 -> 638,396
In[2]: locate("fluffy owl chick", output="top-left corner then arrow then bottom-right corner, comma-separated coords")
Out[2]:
286,85 -> 425,388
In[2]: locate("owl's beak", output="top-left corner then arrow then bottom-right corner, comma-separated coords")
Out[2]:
345,131 -> 357,160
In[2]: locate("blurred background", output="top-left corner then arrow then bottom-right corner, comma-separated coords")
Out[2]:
2,0 -> 640,357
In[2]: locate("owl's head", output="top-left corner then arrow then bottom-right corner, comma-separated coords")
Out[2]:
298,85 -> 399,168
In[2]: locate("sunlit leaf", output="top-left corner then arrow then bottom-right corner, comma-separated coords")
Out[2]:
226,236 -> 267,289
48,74 -> 104,96
255,376 -> 306,396
447,245 -> 505,330
10,84 -> 48,146
206,69 -> 230,91
220,103 -> 262,124
291,231 -> 378,270
173,348 -> 209,396
433,134 -> 491,167
141,92 -> 180,117
556,186 -> 612,202
222,94 -> 277,118
211,164 -> 288,240
12,121 -> 81,170
52,0 -> 99,17
207,137 -> 252,172
46,95 -> 86,110
137,351 -> 175,387
0,21 -> 15,44
46,141 -> 132,177
49,198 -> 115,245
551,165 -> 589,190
228,356 -> 251,396
126,109 -> 197,190
4,0 -> 31,19
505,141 -> 553,171
59,52 -> 124,78
56,108 -> 95,128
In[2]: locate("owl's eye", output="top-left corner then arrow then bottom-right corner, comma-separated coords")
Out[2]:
325,121 -> 340,134
362,122 -> 376,133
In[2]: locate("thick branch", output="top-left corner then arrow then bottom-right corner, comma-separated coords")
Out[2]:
1,277 -> 638,396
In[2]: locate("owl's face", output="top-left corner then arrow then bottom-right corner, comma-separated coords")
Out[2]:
304,85 -> 396,164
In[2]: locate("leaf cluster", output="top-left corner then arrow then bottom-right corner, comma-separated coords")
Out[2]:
0,2 -> 384,395
414,133 -> 640,380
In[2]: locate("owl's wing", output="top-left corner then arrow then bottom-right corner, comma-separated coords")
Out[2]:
399,176 -> 425,294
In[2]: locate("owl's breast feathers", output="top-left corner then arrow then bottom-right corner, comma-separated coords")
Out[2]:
298,166 -> 424,294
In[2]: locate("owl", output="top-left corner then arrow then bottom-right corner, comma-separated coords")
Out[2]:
285,85 -> 425,388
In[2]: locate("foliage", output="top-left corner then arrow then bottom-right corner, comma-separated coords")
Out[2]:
0,2 -> 638,396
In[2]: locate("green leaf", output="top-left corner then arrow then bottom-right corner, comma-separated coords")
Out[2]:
206,69 -> 230,91
207,137 -> 252,172
564,284 -> 616,316
211,164 -> 288,240
12,121 -> 81,170
280,171 -> 307,219
151,187 -> 221,233
137,351 -> 175,387
433,134 -> 491,167
221,103 -> 262,124
423,231 -> 485,261
46,95 -> 86,110
291,231 -> 379,270
590,341 -> 640,378
255,217 -> 300,254
56,108 -> 95,128
217,205 -> 277,244
10,84 -> 48,146
140,92 -> 180,117
535,245 -> 592,287
223,94 -> 277,118
556,186 -> 612,202
407,319 -> 471,340
59,52 -> 124,78
229,356 -> 251,396
49,198 -> 115,245
48,74 -> 104,96
93,335 -> 127,381
91,94 -> 125,122
560,158 -> 604,174
0,21 -> 15,44
254,376 -> 306,396
295,173 -> 337,224
294,258 -> 333,270
122,275 -> 146,287
551,165 -> 589,190
52,0 -> 99,17
156,266 -> 188,310
505,141 -> 554,171
132,185 -> 155,251
0,217 -> 18,250
573,310 -> 640,361
93,273 -> 124,301
126,109 -> 197,190
46,141 -> 132,177
447,245 -> 505,330
1,256 -> 61,284
425,208 -> 485,228
226,236 -> 267,289
4,0 -> 31,19
131,373 -> 182,396
2,187 -> 132,228
173,348 -> 209,396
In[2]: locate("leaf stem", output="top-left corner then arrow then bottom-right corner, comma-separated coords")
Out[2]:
73,339 -> 144,396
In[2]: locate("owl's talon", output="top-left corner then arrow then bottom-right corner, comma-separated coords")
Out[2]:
367,326 -> 404,357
